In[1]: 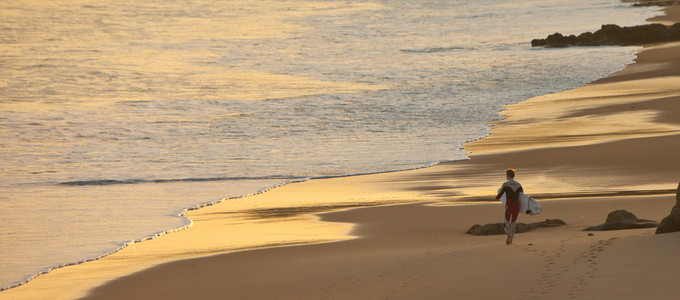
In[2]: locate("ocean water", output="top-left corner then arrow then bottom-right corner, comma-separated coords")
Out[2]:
0,0 -> 660,290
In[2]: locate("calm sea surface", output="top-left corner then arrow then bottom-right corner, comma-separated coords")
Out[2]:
0,0 -> 659,290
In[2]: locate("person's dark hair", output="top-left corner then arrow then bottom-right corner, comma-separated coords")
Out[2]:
506,168 -> 516,179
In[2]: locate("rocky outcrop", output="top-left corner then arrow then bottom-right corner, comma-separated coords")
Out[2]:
466,219 -> 566,235
632,1 -> 680,7
584,210 -> 658,231
531,23 -> 680,47
655,182 -> 680,234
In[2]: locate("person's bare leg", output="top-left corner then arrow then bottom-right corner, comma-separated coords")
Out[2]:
507,222 -> 516,245
505,219 -> 512,245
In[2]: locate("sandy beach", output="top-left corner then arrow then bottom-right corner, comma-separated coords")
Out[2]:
84,196 -> 678,299
3,2 -> 680,300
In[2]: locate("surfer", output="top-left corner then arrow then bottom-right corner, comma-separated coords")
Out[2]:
495,169 -> 523,245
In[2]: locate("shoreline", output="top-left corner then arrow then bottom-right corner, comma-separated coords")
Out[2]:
3,2 -> 680,299
0,154 -> 453,293
0,158 -> 454,292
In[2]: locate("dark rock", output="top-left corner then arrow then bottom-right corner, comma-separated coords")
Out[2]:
656,181 -> 680,234
633,1 -> 680,7
605,210 -> 638,223
584,210 -> 658,231
466,223 -> 504,235
466,219 -> 566,235
531,22 -> 680,47
585,220 -> 658,231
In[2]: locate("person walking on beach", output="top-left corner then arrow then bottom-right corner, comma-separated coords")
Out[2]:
495,169 -> 523,245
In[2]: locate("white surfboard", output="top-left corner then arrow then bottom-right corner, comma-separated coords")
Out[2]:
499,192 -> 542,215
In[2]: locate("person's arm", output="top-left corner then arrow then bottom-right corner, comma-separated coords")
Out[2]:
495,185 -> 509,200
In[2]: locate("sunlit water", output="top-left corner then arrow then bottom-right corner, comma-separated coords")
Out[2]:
0,0 -> 659,290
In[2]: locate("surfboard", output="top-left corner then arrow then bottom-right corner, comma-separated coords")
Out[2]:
499,192 -> 542,215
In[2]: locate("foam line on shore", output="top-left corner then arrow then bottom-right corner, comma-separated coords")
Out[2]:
0,178 -> 304,292
4,157 -> 466,292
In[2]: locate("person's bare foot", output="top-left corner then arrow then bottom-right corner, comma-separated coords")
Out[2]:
506,235 -> 512,245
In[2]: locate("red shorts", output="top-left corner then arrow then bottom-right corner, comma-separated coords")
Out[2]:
505,200 -> 520,223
